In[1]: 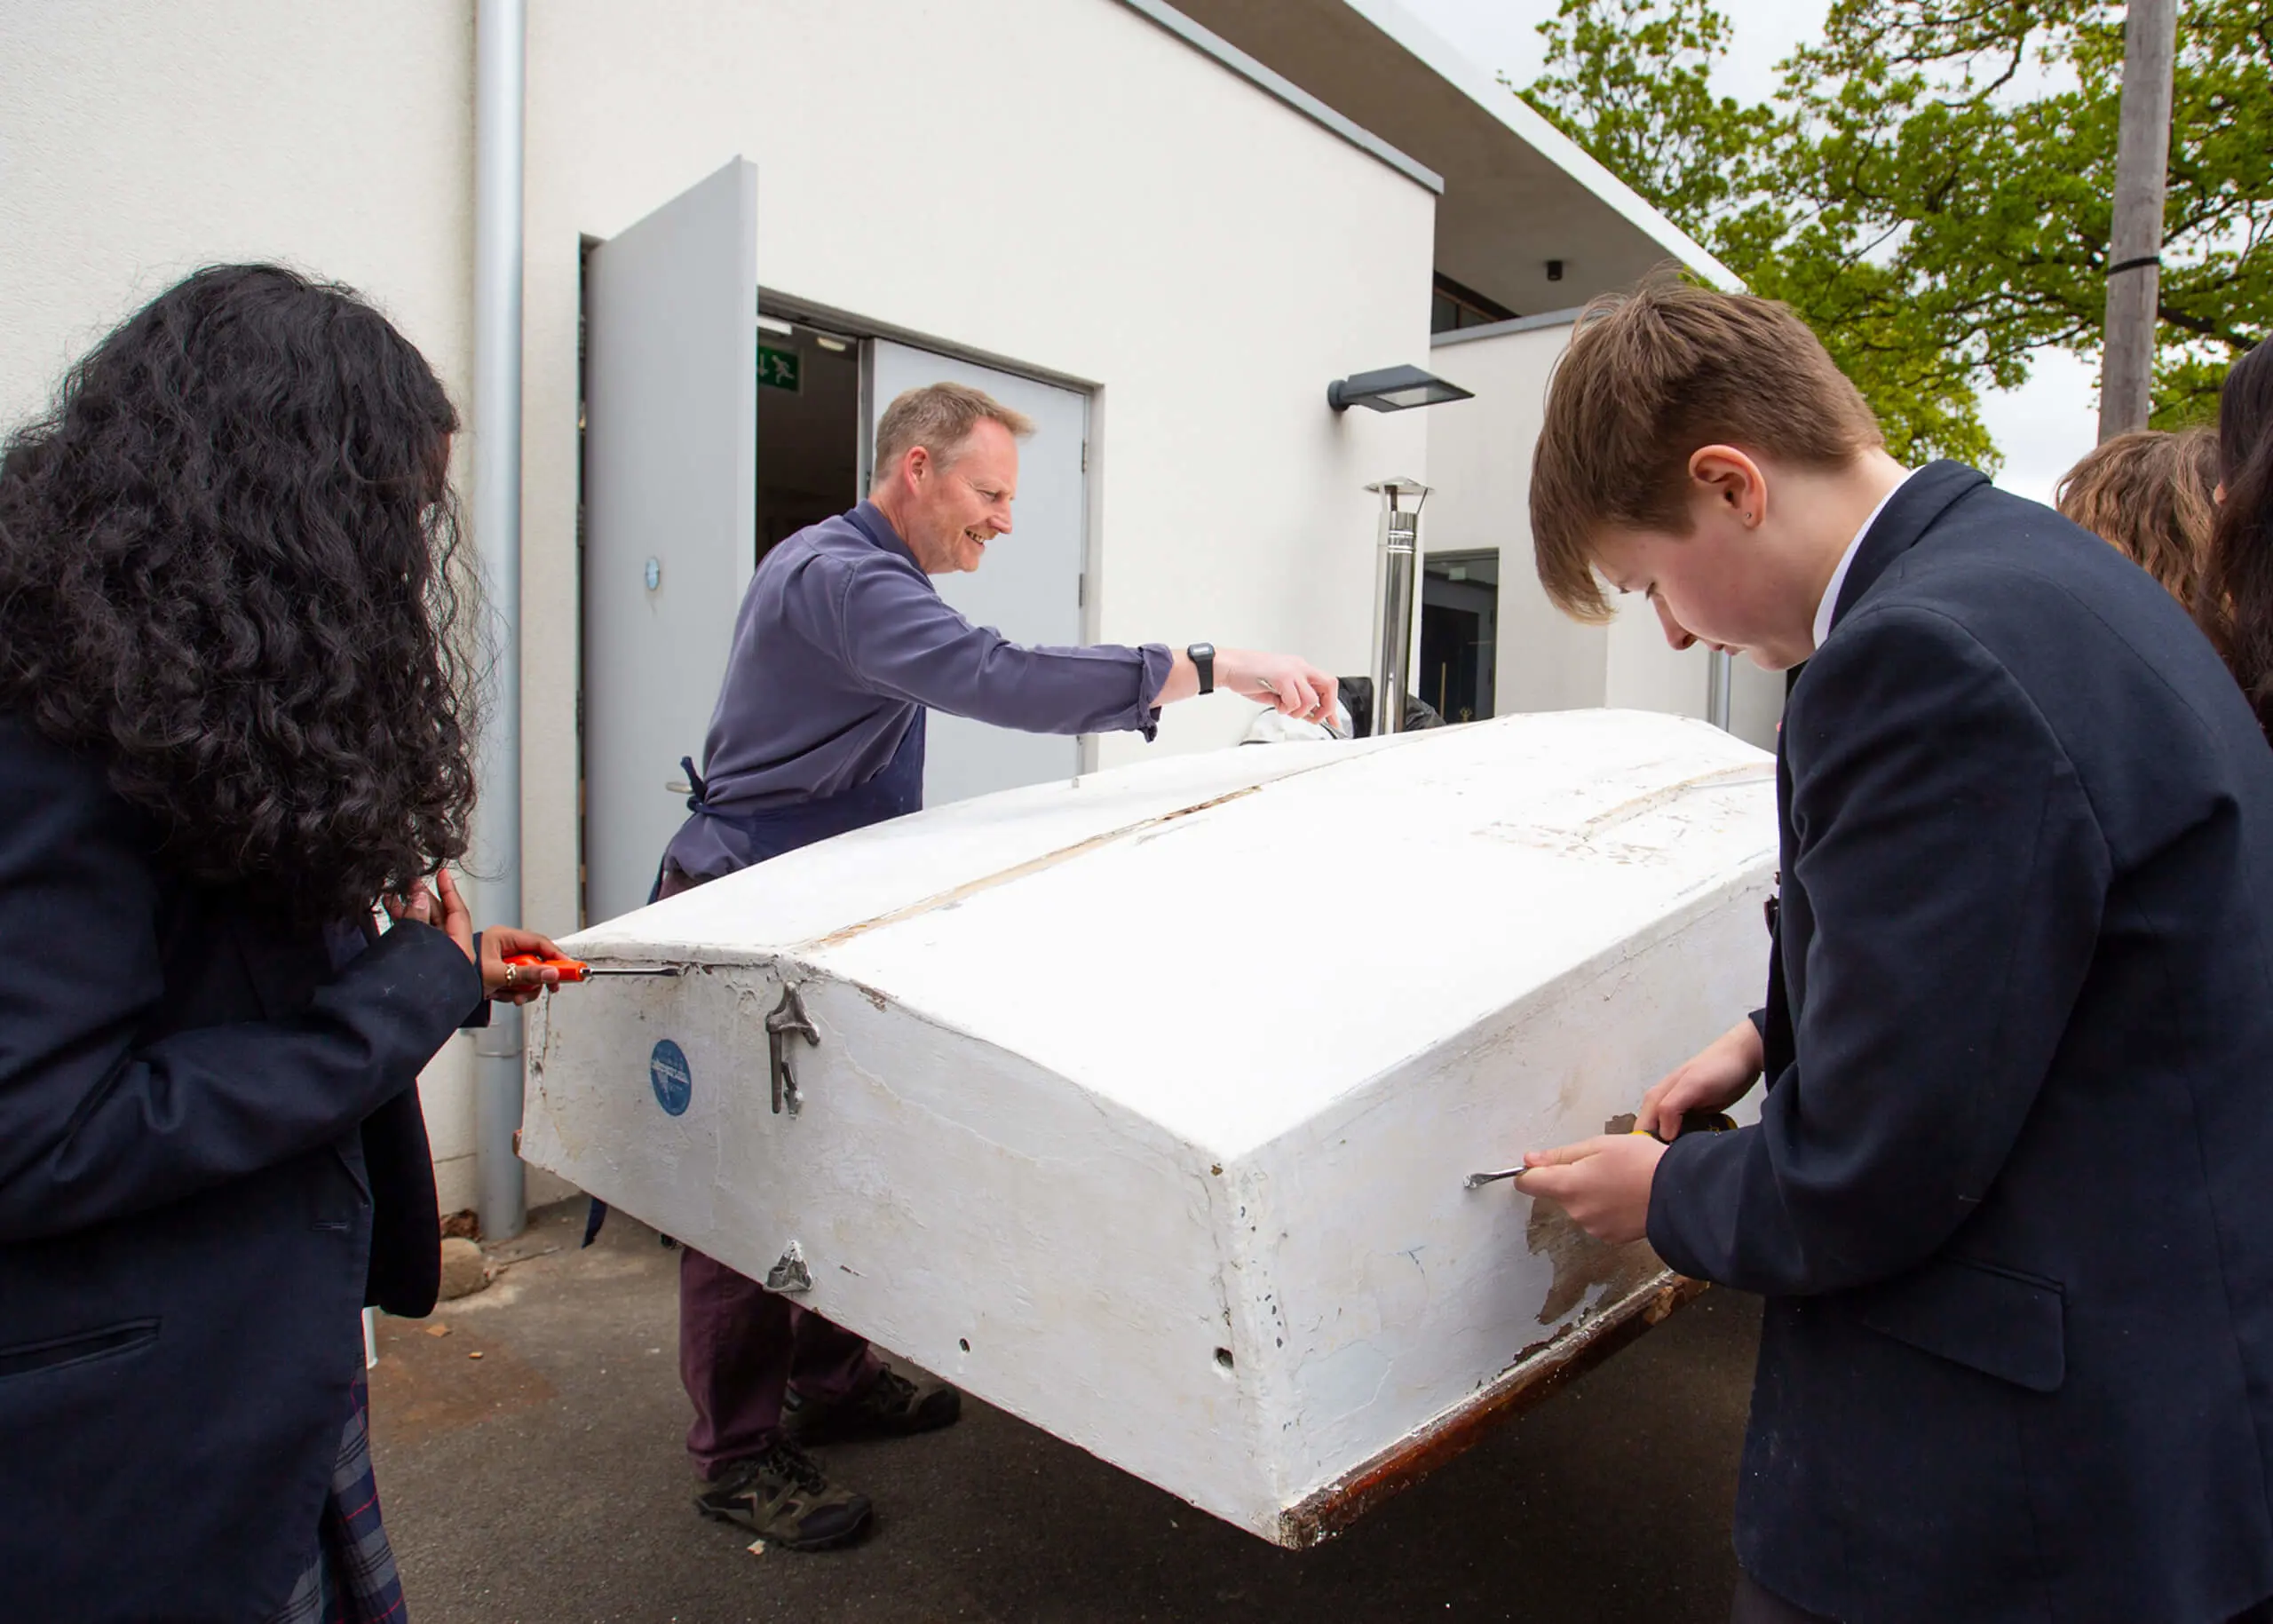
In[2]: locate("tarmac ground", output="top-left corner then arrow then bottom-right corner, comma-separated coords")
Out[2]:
370,1199 -> 1762,1624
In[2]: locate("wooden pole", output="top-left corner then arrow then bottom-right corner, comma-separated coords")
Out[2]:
2099,0 -> 2179,441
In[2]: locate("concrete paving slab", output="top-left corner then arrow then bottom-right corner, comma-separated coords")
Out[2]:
372,1200 -> 1761,1623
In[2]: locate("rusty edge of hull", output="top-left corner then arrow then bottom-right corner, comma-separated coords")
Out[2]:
1274,1272 -> 1711,1549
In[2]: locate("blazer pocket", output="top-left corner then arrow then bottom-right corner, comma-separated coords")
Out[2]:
0,1318 -> 161,1382
330,1139 -> 373,1203
310,1138 -> 374,1232
1855,1256 -> 2066,1393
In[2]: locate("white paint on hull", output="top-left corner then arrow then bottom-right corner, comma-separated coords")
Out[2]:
522,710 -> 1777,1541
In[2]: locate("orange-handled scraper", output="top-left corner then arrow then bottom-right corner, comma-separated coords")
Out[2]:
504,953 -> 680,983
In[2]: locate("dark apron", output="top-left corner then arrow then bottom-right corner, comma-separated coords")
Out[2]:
584,710 -> 926,1248
650,708 -> 926,899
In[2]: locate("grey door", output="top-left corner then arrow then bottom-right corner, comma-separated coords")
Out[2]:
864,341 -> 1089,807
582,157 -> 757,924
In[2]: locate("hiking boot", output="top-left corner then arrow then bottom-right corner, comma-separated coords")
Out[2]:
692,1440 -> 872,1550
785,1366 -> 962,1446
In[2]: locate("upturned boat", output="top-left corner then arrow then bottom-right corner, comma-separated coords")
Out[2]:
521,709 -> 1778,1543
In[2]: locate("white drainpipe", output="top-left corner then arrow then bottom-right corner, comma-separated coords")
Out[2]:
470,0 -> 527,1241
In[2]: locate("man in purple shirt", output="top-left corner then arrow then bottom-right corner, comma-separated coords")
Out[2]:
660,382 -> 1334,1550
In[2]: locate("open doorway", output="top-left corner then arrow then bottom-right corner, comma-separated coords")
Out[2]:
756,313 -> 861,563
1420,551 -> 1499,723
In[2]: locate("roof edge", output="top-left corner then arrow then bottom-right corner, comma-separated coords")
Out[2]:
1111,0 -> 1445,196
1333,0 -> 1746,292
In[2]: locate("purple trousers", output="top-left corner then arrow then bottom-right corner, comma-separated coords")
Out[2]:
677,1244 -> 878,1478
656,863 -> 881,1479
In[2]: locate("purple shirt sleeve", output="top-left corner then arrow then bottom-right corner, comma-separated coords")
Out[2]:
829,554 -> 1173,740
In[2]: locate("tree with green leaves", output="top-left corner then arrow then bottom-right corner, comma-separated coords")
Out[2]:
1518,0 -> 2272,469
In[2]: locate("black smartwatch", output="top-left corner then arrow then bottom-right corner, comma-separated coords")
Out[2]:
1188,642 -> 1216,696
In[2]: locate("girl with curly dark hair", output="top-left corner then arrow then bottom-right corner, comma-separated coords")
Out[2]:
2196,338 -> 2273,739
0,264 -> 565,1621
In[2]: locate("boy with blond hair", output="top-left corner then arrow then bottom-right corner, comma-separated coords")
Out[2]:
1515,279 -> 2273,1624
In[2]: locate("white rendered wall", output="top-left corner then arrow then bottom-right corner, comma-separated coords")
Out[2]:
518,0 -> 1437,937
4,0 -> 1431,1201
0,0 -> 527,1215
20,4 -> 1798,1208
0,1 -> 472,430
1727,658 -> 1788,751
1425,321 -> 1614,715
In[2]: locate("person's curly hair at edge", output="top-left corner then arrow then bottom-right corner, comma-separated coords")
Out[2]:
0,263 -> 480,924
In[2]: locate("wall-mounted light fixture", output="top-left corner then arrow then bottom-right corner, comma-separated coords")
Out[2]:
1327,364 -> 1474,414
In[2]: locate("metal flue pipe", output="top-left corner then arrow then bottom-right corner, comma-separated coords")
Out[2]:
1707,648 -> 1733,731
470,0 -> 527,1242
1366,479 -> 1430,737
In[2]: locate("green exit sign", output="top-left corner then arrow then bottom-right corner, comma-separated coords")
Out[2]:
757,344 -> 801,393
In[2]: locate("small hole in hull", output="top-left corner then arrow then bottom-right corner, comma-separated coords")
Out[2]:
959,1338 -> 970,1352
1213,1347 -> 1234,1370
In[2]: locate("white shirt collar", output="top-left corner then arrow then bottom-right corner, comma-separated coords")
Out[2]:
1811,468 -> 1916,653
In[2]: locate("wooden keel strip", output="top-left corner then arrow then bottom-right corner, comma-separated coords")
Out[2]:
1275,1273 -> 1711,1549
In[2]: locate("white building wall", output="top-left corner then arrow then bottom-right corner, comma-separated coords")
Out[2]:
0,1 -> 473,429
1424,320 -> 1617,713
8,1 -> 1778,1208
518,0 -> 1437,940
4,0 -> 1434,1208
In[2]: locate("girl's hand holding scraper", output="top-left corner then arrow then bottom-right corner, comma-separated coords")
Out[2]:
384,867 -> 568,1003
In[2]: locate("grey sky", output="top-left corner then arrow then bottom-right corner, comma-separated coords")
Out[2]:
1394,0 -> 2102,503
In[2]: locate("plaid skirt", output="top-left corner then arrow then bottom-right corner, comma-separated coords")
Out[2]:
263,1378 -> 406,1624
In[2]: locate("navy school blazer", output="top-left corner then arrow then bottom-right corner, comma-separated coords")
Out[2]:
1650,463 -> 2273,1623
0,714 -> 485,1620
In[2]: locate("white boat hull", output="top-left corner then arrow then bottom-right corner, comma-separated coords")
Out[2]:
522,710 -> 1778,1543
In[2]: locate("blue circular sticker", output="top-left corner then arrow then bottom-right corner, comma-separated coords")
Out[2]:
649,1040 -> 692,1116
